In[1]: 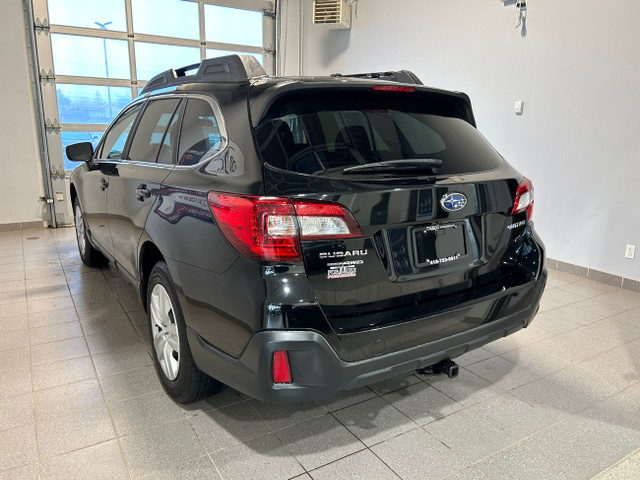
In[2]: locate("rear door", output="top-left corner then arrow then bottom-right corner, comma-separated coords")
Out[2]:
256,88 -> 527,337
84,103 -> 144,255
106,97 -> 182,278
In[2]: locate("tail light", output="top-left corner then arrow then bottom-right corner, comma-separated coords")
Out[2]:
511,177 -> 534,221
272,351 -> 292,384
207,192 -> 362,262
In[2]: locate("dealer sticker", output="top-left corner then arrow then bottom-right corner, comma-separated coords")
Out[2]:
326,260 -> 363,279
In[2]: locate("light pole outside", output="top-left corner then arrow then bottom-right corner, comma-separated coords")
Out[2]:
94,21 -> 113,118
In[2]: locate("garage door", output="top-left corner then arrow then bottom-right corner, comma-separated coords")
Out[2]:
29,0 -> 275,226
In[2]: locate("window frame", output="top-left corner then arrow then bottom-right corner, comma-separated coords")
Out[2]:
95,93 -> 226,169
126,97 -> 184,164
156,99 -> 187,165
96,101 -> 145,161
173,94 -> 228,169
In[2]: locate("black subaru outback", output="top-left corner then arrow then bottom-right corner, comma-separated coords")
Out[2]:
67,55 -> 546,403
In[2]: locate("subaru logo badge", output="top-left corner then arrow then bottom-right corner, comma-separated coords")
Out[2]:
440,192 -> 467,212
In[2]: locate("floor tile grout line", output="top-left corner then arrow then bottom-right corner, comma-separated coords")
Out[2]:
204,448 -> 226,480
301,431 -> 403,480
479,311 -> 640,364
464,358 -> 554,391
67,260 -> 135,480
241,398 -> 371,478
180,398 -> 324,478
23,233 -> 43,480
458,382 -> 640,475
177,408 -> 226,480
541,288 -> 640,316
324,393 -> 421,480
466,416 -> 591,476
592,446 -> 640,479
375,377 -> 441,428
493,327 -> 640,372
116,415 -> 196,442
252,405 -> 310,479
413,371 -> 471,407
35,437 -> 123,463
419,371 -> 639,478
242,398 -> 322,478
31,379 -> 98,400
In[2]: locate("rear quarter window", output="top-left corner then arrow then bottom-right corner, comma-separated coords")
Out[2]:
254,90 -> 503,176
177,98 -> 223,166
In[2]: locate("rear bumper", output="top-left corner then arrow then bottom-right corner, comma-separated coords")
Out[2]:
188,267 -> 547,403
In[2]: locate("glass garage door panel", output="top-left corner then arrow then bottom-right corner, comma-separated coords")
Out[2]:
131,0 -> 199,40
204,5 -> 262,47
135,42 -> 201,81
48,0 -> 127,31
61,131 -> 103,171
57,84 -> 132,124
206,49 -> 263,66
51,34 -> 130,79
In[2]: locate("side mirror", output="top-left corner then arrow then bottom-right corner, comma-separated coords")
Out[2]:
66,142 -> 94,162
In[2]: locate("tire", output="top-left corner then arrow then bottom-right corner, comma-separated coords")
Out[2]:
73,197 -> 107,267
147,260 -> 220,403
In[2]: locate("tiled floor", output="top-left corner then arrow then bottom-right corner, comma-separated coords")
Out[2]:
1,227 -> 639,480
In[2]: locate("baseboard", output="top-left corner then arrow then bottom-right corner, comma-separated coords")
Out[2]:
547,257 -> 640,294
0,221 -> 45,232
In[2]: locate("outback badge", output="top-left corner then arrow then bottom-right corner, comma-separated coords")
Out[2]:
440,192 -> 468,212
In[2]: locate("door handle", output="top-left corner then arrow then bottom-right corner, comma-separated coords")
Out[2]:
100,178 -> 109,190
135,184 -> 151,201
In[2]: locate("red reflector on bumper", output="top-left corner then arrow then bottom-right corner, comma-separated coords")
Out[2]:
272,351 -> 292,384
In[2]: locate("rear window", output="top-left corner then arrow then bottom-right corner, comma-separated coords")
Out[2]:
254,91 -> 503,176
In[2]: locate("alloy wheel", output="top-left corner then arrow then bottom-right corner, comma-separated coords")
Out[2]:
150,283 -> 181,381
75,204 -> 86,256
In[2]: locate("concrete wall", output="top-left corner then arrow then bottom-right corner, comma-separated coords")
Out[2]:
0,0 -> 45,228
280,0 -> 640,281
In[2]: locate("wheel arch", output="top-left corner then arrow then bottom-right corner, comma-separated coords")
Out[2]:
139,241 -> 165,311
69,183 -> 78,209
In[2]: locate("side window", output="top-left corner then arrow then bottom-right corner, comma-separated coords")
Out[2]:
156,102 -> 183,165
128,98 -> 181,163
100,103 -> 143,160
177,99 -> 223,166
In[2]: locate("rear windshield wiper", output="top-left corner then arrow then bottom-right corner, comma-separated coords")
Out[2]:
342,159 -> 443,174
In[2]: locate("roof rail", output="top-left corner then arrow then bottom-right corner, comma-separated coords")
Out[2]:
330,70 -> 423,85
140,54 -> 268,95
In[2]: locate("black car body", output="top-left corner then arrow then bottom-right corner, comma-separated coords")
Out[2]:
68,55 -> 546,403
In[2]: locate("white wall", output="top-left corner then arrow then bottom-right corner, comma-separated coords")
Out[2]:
0,0 -> 45,226
281,0 -> 640,281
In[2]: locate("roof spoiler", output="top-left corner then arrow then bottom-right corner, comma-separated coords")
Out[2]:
140,54 -> 268,95
330,70 -> 423,85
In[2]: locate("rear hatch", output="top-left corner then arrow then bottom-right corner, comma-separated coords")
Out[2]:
252,84 -> 534,339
